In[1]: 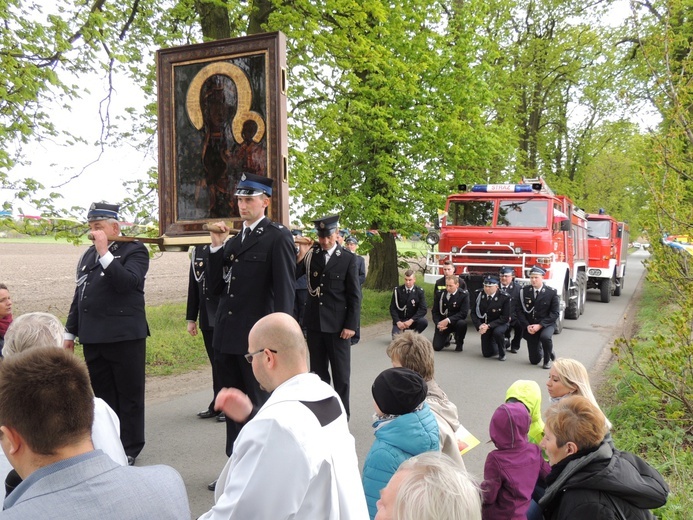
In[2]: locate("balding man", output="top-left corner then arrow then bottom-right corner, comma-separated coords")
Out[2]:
200,312 -> 368,520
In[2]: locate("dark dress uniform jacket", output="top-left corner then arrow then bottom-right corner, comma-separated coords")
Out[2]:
298,245 -> 361,333
390,285 -> 427,323
207,217 -> 296,354
355,255 -> 366,286
499,281 -> 522,322
517,284 -> 560,329
471,290 -> 511,329
65,241 -> 149,343
186,245 -> 219,331
432,289 -> 469,327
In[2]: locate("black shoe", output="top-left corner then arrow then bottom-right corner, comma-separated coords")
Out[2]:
208,479 -> 217,491
455,343 -> 463,352
510,348 -> 519,354
127,456 -> 136,466
197,409 -> 220,419
217,412 -> 226,422
543,360 -> 552,369
498,354 -> 506,361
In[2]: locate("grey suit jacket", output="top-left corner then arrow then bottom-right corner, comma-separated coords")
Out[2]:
1,450 -> 190,519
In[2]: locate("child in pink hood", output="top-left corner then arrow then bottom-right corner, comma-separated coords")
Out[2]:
482,402 -> 550,519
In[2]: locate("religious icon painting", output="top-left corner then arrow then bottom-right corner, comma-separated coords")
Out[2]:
157,32 -> 289,238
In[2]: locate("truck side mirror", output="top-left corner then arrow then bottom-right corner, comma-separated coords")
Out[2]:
559,220 -> 571,232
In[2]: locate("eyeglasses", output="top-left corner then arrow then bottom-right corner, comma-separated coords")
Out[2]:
244,348 -> 278,363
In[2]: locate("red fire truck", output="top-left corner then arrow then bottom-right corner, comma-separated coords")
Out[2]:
586,212 -> 629,303
425,178 -> 589,333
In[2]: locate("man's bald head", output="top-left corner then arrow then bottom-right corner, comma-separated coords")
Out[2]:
248,313 -> 308,390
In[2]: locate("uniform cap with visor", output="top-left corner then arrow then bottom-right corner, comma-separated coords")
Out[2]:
234,173 -> 273,197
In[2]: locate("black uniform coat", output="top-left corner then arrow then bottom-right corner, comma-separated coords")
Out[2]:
298,244 -> 361,333
471,290 -> 511,330
186,245 -> 220,331
65,240 -> 149,343
499,280 -> 522,323
517,284 -> 560,329
355,255 -> 367,286
432,288 -> 469,327
390,285 -> 427,324
207,217 -> 296,354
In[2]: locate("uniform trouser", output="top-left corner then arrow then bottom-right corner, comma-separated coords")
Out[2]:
391,317 -> 429,337
83,339 -> 146,458
524,325 -> 556,364
215,351 -> 269,456
307,330 -> 351,418
432,320 -> 468,351
505,319 -> 523,350
481,324 -> 509,358
201,328 -> 221,412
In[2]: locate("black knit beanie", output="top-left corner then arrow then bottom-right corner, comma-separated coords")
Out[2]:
372,367 -> 427,416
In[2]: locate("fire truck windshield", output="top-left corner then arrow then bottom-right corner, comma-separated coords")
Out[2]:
587,220 -> 611,238
497,200 -> 548,228
448,200 -> 494,227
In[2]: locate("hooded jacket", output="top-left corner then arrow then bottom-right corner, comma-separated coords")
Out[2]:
426,379 -> 466,469
482,403 -> 550,520
539,442 -> 668,520
505,380 -> 544,446
362,404 -> 439,519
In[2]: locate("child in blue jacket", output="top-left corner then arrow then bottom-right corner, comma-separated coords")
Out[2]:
362,367 -> 439,519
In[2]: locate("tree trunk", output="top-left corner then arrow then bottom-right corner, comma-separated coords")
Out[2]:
247,0 -> 275,34
363,231 -> 399,291
195,0 -> 230,40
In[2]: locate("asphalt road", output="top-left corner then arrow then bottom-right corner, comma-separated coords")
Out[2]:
141,250 -> 648,519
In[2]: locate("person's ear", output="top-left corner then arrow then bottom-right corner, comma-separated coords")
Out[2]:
564,441 -> 578,456
0,426 -> 22,455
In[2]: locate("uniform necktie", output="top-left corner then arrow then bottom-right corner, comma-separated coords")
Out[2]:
242,227 -> 251,243
534,289 -> 538,298
446,293 -> 451,301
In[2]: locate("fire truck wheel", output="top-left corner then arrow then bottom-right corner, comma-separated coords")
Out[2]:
554,286 -> 566,334
600,278 -> 612,303
578,272 -> 587,315
566,289 -> 579,320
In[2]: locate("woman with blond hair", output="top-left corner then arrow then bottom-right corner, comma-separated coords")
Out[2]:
546,357 -> 612,429
539,396 -> 668,519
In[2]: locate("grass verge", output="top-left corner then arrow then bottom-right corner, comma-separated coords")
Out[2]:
100,286 -> 400,377
599,280 -> 692,518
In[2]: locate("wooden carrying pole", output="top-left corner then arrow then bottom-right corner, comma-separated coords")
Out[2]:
87,233 -> 163,245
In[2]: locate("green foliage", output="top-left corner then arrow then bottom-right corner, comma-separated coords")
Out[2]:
605,280 -> 693,518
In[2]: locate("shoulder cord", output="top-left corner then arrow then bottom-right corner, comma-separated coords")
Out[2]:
519,286 -> 535,316
475,292 -> 488,323
439,292 -> 449,317
305,249 -> 321,297
393,287 -> 407,312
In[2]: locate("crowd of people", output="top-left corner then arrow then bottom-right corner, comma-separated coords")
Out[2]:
0,174 -> 668,519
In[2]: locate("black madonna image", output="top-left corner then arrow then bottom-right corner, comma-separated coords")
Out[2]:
176,56 -> 268,220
